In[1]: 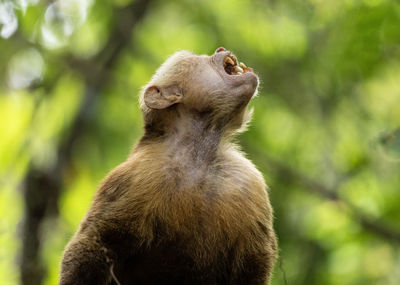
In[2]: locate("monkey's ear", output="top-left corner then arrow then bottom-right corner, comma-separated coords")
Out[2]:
144,85 -> 183,109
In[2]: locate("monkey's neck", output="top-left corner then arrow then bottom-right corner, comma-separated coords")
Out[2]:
170,116 -> 221,166
141,109 -> 223,167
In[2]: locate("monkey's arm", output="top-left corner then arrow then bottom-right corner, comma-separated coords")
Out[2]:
230,252 -> 274,285
59,233 -> 111,285
59,165 -> 134,285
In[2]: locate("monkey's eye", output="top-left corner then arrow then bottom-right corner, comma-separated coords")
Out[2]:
223,54 -> 252,75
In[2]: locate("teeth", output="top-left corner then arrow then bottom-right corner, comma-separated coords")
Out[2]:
224,57 -> 235,66
234,66 -> 244,73
231,55 -> 238,65
223,55 -> 248,75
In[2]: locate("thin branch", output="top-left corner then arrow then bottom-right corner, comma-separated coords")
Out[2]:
262,153 -> 400,243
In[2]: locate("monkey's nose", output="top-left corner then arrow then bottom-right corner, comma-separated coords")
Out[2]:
215,47 -> 226,53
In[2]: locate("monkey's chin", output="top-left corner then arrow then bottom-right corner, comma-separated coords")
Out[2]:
238,72 -> 259,98
247,72 -> 259,90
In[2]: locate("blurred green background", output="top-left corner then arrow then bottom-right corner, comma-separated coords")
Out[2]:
1,0 -> 400,284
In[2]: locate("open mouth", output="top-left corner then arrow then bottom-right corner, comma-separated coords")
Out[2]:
223,54 -> 253,76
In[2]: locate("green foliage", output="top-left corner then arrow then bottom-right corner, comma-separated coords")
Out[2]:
0,0 -> 399,284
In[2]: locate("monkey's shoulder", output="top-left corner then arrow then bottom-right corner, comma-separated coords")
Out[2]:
217,148 -> 266,191
93,146 -> 267,204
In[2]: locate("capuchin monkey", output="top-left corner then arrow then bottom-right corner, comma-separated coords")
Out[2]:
59,47 -> 277,285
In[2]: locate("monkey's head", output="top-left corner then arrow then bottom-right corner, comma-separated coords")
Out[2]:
140,48 -> 259,134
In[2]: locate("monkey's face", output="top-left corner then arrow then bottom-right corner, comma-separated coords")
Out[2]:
142,48 -> 258,120
183,47 -> 259,114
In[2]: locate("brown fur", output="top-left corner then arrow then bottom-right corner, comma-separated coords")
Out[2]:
60,48 -> 277,285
